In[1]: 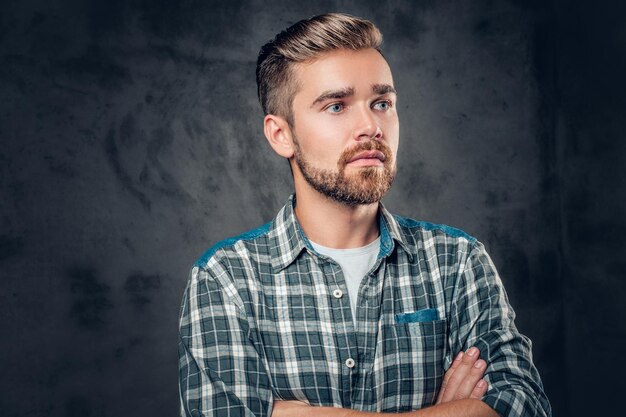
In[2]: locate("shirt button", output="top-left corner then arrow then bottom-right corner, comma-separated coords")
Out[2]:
332,289 -> 343,299
345,358 -> 356,368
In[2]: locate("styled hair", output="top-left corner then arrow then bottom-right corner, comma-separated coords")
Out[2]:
256,13 -> 383,124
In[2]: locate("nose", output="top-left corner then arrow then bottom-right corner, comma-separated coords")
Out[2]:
354,106 -> 382,141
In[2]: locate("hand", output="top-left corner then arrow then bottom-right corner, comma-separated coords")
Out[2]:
436,347 -> 488,404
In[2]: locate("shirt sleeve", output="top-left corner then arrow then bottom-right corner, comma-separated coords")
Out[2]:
447,241 -> 552,417
178,264 -> 273,417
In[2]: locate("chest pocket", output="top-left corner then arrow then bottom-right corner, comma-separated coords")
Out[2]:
374,318 -> 448,411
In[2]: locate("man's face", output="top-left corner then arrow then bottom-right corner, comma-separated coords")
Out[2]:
289,48 -> 399,206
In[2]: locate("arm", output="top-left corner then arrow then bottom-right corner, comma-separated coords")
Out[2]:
179,265 -> 273,417
273,399 -> 496,417
273,347 -> 497,417
448,242 -> 552,417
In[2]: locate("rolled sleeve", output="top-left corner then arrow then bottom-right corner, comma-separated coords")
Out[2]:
448,242 -> 552,417
178,265 -> 273,417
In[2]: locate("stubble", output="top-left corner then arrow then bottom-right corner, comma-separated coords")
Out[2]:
293,139 -> 396,206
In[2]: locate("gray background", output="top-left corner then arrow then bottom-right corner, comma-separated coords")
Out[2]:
1,0 -> 624,416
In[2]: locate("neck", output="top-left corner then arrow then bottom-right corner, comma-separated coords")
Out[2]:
293,184 -> 380,249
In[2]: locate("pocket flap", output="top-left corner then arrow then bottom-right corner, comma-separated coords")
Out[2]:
395,308 -> 439,324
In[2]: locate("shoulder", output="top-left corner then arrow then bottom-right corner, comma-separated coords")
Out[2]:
392,214 -> 477,245
193,222 -> 273,270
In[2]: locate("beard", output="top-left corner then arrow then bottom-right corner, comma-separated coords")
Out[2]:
293,138 -> 396,206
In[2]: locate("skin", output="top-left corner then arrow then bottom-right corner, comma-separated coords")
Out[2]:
263,48 -> 498,417
264,48 -> 397,249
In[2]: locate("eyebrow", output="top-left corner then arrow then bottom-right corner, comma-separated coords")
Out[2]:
311,87 -> 355,107
372,84 -> 397,95
310,84 -> 397,108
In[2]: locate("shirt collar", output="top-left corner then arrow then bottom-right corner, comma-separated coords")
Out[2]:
270,195 -> 413,272
378,201 -> 413,261
268,195 -> 309,272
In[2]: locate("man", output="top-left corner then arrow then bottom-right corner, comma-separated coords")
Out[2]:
179,13 -> 551,417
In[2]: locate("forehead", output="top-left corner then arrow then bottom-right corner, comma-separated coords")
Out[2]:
292,48 -> 394,99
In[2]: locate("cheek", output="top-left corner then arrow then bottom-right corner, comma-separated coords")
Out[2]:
295,118 -> 350,159
383,119 -> 400,151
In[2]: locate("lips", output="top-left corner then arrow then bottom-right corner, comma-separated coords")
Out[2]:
348,150 -> 386,163
338,141 -> 392,170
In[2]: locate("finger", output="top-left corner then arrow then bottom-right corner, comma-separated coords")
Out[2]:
454,358 -> 487,400
436,351 -> 464,404
440,348 -> 478,403
469,379 -> 488,400
448,351 -> 464,373
440,347 -> 481,403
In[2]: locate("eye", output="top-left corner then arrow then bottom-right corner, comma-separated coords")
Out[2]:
325,103 -> 344,114
372,100 -> 392,111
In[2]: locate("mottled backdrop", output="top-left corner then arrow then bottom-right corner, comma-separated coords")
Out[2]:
1,0 -> 624,416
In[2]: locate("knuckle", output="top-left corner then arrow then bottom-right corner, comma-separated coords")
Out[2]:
447,372 -> 464,386
453,390 -> 467,401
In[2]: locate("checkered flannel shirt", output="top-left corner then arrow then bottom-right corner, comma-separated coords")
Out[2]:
179,195 -> 551,417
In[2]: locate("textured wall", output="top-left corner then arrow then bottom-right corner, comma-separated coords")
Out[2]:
556,0 -> 626,415
1,0 -> 624,416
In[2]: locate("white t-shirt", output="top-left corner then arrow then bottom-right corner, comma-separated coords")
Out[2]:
310,237 -> 380,322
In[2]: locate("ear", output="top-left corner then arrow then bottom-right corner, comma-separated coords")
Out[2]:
263,114 -> 295,159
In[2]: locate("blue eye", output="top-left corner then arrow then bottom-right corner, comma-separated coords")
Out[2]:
373,101 -> 391,111
326,103 -> 343,113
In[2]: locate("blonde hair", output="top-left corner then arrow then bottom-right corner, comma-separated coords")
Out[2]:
256,13 -> 383,125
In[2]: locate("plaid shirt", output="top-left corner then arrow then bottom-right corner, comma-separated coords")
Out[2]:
179,195 -> 551,417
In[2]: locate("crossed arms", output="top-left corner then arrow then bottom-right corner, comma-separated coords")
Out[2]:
178,240 -> 551,417
273,347 -> 498,417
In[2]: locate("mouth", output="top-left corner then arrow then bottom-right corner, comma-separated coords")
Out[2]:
347,150 -> 386,166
